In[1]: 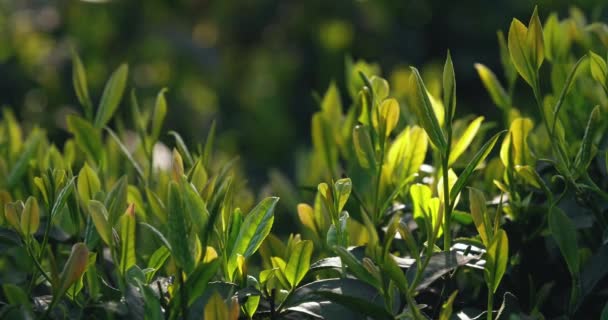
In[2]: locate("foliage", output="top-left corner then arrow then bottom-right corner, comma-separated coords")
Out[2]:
1,6 -> 608,320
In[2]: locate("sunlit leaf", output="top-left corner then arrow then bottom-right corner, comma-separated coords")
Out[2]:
449,116 -> 484,165
20,196 -> 39,236
409,67 -> 447,150
94,64 -> 128,128
285,240 -> 313,288
484,229 -> 508,293
119,204 -> 136,276
443,50 -> 456,122
475,63 -> 510,109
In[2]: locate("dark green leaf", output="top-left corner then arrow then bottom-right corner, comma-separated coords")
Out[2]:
549,207 -> 579,276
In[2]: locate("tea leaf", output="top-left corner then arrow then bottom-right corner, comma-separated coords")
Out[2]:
145,245 -> 170,283
409,67 -> 447,150
6,130 -> 42,188
407,251 -> 474,290
151,88 -> 168,142
475,63 -> 510,109
469,188 -> 490,246
500,118 -> 534,167
382,253 -> 409,293
352,125 -> 376,169
285,240 -> 313,288
105,176 -> 128,226
227,197 -> 279,276
88,200 -> 112,246
573,106 -> 600,175
21,196 -> 39,236
484,229 -> 508,293
527,7 -> 545,71
58,243 -> 90,296
451,131 -> 505,205
449,116 -> 484,165
508,18 -> 535,87
77,163 -> 101,204
443,50 -> 456,122
549,207 -> 579,276
167,181 -> 194,273
94,64 -> 128,128
71,51 -> 93,118
552,55 -> 586,130
334,246 -> 381,289
334,178 -> 352,213
588,51 -> 607,91
186,259 -> 221,306
66,115 -> 102,165
118,204 -> 136,276
378,98 -> 400,137
297,203 -> 317,234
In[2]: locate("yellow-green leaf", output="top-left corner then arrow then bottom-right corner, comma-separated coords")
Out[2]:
527,7 -> 545,71
352,125 -> 376,169
66,115 -> 103,164
439,291 -> 459,320
449,116 -> 484,165
20,197 -> 39,236
204,291 -> 229,320
508,18 -> 535,87
118,204 -> 136,276
334,178 -> 352,213
500,118 -> 534,167
151,88 -> 168,141
285,240 -> 313,288
475,63 -> 510,109
71,51 -> 93,118
589,51 -> 607,90
94,64 -> 128,128
378,98 -> 400,137
88,200 -> 113,246
297,203 -> 317,234
77,163 -> 101,204
484,229 -> 508,293
468,188 -> 490,246
409,67 -> 447,150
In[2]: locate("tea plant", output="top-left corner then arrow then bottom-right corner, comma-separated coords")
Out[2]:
1,6 -> 607,320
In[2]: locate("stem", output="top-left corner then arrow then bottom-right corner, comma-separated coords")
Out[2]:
374,138 -> 386,224
442,122 -> 453,251
487,287 -> 494,320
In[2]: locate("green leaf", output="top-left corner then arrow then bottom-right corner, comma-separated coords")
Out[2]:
6,130 -> 42,188
352,125 -> 376,169
439,290 -> 458,320
443,50 -> 456,122
285,240 -> 313,288
71,51 -> 93,118
168,131 -> 194,168
382,253 -> 409,294
387,125 -> 428,183
94,64 -> 128,128
167,181 -> 194,273
77,163 -> 101,204
227,197 -> 279,277
151,88 -> 168,141
552,55 -> 586,132
450,131 -> 505,205
118,204 -> 136,276
333,178 -> 351,213
180,178 -> 210,242
474,63 -> 510,109
549,207 -> 579,276
469,188 -> 491,246
500,118 -> 534,167
105,176 -> 128,226
589,51 -> 607,91
66,115 -> 103,164
186,259 -> 221,306
105,128 -> 145,181
508,18 -> 535,87
515,165 -> 544,190
145,245 -> 170,283
314,291 -> 393,320
334,246 -> 381,290
484,229 -> 508,293
573,106 -> 600,175
377,98 -> 400,138
50,177 -> 75,221
57,243 -> 90,297
526,7 -> 545,71
449,116 -> 484,165
21,196 -> 39,236
2,284 -> 30,308
409,67 -> 447,150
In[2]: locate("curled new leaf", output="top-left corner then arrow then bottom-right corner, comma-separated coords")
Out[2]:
21,196 -> 39,236
88,200 -> 113,246
77,163 -> 101,204
58,243 -> 90,296
94,64 -> 128,128
443,50 -> 456,122
484,229 -> 508,293
409,67 -> 447,150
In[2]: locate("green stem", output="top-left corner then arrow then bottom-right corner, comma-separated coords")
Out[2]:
442,123 -> 452,251
487,286 -> 494,320
374,138 -> 386,224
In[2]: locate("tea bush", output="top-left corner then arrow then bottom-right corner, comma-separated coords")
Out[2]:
1,7 -> 608,320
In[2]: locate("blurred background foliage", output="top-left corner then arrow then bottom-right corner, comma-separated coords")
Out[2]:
1,0 -> 606,186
